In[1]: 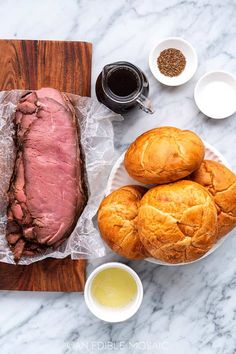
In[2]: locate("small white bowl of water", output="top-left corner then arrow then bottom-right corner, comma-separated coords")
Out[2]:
194,71 -> 236,119
84,262 -> 143,322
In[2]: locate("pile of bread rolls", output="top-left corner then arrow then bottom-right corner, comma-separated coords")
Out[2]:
98,127 -> 236,264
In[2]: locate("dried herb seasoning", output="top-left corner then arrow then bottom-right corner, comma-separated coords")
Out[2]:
157,48 -> 186,77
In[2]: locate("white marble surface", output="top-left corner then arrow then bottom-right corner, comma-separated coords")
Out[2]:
0,0 -> 236,353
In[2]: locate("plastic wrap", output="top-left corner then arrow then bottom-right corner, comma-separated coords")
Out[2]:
0,90 -> 122,264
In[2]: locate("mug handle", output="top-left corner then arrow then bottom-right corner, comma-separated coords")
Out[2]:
136,94 -> 154,114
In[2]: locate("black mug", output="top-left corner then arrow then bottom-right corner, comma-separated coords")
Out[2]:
95,61 -> 153,114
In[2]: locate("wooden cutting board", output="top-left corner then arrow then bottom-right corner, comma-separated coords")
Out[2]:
0,39 -> 92,292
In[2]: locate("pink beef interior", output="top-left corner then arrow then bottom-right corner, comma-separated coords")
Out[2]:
6,88 -> 87,261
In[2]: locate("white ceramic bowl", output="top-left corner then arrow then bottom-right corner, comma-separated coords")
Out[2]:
105,141 -> 232,266
84,262 -> 143,322
194,71 -> 236,119
149,37 -> 198,86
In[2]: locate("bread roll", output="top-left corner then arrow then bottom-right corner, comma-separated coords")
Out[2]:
190,160 -> 236,238
124,127 -> 204,184
97,185 -> 147,259
138,180 -> 217,263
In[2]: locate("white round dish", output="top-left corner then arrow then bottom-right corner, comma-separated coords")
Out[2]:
105,141 -> 232,266
84,262 -> 143,322
149,37 -> 198,86
194,71 -> 236,119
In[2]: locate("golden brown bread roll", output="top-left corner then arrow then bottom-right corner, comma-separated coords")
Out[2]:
190,160 -> 236,238
138,180 -> 217,264
124,126 -> 205,184
97,185 -> 148,259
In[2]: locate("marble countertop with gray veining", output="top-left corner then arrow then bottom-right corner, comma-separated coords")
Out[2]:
0,0 -> 236,353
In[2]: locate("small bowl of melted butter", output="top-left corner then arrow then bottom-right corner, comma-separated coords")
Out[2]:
84,262 -> 143,322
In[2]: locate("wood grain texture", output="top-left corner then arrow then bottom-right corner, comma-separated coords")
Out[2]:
0,39 -> 92,95
0,39 -> 92,292
0,258 -> 86,291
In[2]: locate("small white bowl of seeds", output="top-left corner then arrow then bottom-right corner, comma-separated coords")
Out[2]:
149,37 -> 198,86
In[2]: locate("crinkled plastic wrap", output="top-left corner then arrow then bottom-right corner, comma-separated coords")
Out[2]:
0,90 -> 122,264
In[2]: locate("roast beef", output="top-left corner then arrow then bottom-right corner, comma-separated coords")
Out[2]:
6,88 -> 87,261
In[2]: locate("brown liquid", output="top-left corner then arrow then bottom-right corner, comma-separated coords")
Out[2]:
95,61 -> 149,114
107,67 -> 139,97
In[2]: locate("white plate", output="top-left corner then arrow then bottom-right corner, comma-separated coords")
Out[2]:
194,71 -> 236,119
106,141 -> 232,266
149,37 -> 198,86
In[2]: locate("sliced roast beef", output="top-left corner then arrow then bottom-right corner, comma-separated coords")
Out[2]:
7,88 -> 87,262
